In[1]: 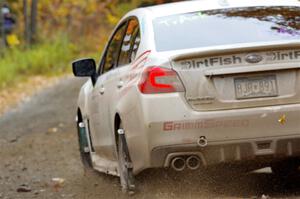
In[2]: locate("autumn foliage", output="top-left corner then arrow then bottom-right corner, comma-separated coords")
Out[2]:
0,0 -> 181,89
5,1 -> 158,51
6,0 -> 183,51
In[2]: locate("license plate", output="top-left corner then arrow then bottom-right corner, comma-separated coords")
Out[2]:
234,75 -> 278,99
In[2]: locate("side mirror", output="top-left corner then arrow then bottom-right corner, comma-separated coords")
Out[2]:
72,58 -> 96,77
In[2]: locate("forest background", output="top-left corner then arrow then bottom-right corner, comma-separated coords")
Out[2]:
0,0 -> 180,89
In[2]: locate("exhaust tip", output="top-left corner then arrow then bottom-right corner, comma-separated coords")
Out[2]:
186,156 -> 201,170
171,157 -> 186,171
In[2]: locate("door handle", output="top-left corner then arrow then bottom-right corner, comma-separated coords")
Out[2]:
117,81 -> 124,89
99,87 -> 105,95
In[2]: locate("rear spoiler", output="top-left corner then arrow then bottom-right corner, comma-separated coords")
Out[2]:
171,41 -> 300,61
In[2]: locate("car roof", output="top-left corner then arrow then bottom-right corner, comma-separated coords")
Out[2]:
140,0 -> 300,18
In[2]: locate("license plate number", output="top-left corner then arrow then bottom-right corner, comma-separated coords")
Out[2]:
234,75 -> 278,99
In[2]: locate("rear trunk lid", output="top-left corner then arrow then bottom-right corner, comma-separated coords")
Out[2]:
171,42 -> 300,111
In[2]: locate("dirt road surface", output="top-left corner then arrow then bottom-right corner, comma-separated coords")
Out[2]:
1,77 -> 300,199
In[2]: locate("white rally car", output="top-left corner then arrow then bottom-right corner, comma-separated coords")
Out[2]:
72,0 -> 300,193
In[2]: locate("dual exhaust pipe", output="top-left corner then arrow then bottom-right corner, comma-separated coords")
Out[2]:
170,136 -> 207,171
171,155 -> 202,171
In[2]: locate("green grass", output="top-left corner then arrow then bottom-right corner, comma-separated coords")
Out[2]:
0,35 -> 78,89
0,2 -> 141,90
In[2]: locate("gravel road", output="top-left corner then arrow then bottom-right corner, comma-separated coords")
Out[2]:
1,77 -> 300,199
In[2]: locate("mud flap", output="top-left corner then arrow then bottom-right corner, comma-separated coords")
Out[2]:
78,123 -> 89,153
118,129 -> 136,194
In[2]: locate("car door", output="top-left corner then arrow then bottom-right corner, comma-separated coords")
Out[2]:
88,22 -> 127,159
96,18 -> 141,160
114,18 -> 141,97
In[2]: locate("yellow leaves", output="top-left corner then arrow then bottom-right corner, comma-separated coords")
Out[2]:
55,6 -> 70,18
6,0 -> 147,53
105,1 -> 139,25
107,13 -> 119,25
6,34 -> 20,47
85,2 -> 98,14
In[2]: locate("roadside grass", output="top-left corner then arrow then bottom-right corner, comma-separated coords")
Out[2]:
0,35 -> 77,89
0,2 -> 138,90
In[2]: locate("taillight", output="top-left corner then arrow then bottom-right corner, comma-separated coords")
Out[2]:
138,67 -> 185,94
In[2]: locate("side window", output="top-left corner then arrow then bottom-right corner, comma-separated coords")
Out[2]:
130,29 -> 141,62
118,19 -> 140,66
101,23 -> 127,74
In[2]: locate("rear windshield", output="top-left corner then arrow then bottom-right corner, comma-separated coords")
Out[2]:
153,6 -> 300,52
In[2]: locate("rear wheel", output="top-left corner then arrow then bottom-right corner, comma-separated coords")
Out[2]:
77,120 -> 93,171
271,159 -> 299,178
117,123 -> 136,194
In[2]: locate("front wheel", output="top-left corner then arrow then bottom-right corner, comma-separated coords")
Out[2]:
117,127 -> 136,194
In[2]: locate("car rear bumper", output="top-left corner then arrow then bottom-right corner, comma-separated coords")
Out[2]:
124,93 -> 300,174
150,135 -> 300,168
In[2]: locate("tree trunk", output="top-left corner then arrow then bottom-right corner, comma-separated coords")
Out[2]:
30,0 -> 38,44
23,0 -> 30,45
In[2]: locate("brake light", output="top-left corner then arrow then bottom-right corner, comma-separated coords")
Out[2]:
138,67 -> 185,94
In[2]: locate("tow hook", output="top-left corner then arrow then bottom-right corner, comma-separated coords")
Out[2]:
197,136 -> 208,147
118,129 -> 125,135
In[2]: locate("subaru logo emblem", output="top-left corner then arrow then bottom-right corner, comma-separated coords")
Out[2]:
245,54 -> 263,64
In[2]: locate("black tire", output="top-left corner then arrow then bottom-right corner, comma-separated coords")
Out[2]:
77,121 -> 93,170
117,124 -> 136,194
271,159 -> 299,178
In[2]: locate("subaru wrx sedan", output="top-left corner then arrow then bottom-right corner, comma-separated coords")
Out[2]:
72,0 -> 300,193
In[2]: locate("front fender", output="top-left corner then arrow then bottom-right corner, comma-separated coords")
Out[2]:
77,79 -> 93,119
